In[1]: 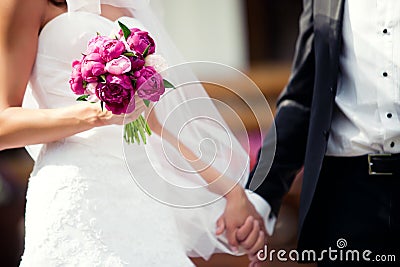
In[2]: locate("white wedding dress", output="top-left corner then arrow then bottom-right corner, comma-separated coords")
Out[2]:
20,1 -> 273,266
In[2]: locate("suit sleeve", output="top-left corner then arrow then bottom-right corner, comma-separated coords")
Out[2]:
247,0 -> 315,216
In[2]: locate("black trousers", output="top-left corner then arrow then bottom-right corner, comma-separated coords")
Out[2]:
298,156 -> 400,266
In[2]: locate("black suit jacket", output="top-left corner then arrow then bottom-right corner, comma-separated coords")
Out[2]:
248,0 -> 345,234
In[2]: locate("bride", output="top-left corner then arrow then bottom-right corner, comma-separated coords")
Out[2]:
0,0 -> 271,266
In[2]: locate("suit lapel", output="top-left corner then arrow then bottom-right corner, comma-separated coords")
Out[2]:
329,0 -> 345,40
328,0 -> 345,89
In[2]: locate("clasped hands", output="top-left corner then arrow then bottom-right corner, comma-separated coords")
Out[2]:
216,186 -> 267,267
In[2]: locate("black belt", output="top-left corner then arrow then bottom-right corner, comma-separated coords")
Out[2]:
368,153 -> 400,175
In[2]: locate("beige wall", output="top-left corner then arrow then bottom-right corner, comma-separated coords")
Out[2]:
151,0 -> 248,75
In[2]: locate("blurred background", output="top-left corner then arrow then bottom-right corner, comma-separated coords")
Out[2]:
0,0 -> 315,266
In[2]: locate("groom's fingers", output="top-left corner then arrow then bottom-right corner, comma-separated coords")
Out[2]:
240,220 -> 260,250
236,216 -> 255,242
215,216 -> 225,235
248,230 -> 265,255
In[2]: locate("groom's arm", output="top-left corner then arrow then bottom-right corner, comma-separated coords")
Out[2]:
217,0 -> 316,260
215,0 -> 315,261
248,0 -> 315,218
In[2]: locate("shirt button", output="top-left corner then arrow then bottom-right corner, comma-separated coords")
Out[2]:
387,113 -> 393,119
383,28 -> 388,34
383,72 -> 388,77
390,142 -> 395,148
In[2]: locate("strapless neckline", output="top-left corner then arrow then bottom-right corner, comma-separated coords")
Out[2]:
39,11 -> 132,39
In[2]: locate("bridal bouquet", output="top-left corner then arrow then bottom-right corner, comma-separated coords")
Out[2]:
69,21 -> 174,144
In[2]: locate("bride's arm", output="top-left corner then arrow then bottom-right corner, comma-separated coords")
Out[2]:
0,0 -> 144,151
146,106 -> 266,252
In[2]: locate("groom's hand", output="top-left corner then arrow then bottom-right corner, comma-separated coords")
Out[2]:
237,216 -> 267,264
215,186 -> 266,253
237,216 -> 265,255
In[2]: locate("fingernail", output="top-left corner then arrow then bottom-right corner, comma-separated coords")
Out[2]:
231,246 -> 238,253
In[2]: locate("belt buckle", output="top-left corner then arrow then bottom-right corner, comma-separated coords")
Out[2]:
368,154 -> 393,175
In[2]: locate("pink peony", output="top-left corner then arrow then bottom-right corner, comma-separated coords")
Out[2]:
126,29 -> 156,55
105,55 -> 132,75
99,39 -> 126,61
134,66 -> 165,102
145,54 -> 168,73
86,35 -> 108,54
85,82 -> 99,102
69,60 -> 85,95
81,53 -> 106,82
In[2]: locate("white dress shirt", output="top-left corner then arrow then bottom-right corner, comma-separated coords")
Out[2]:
327,0 -> 400,156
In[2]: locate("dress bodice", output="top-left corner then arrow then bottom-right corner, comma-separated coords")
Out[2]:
29,11 -> 146,158
31,12 -> 139,109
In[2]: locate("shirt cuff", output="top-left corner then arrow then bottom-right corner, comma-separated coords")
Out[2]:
245,189 -> 277,236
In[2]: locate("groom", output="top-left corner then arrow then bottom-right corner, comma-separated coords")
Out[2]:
221,0 -> 400,266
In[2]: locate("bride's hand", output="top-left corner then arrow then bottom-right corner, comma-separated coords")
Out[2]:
84,96 -> 148,126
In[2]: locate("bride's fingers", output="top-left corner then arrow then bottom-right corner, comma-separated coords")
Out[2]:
215,216 -> 225,235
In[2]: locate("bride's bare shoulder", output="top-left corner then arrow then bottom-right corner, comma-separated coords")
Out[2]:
0,0 -> 47,33
0,0 -> 47,109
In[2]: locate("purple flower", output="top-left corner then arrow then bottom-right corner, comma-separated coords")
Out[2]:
134,66 -> 165,102
69,60 -> 85,95
105,55 -> 132,75
96,74 -> 135,115
126,29 -> 156,55
130,54 -> 145,70
81,53 -> 106,82
99,39 -> 126,61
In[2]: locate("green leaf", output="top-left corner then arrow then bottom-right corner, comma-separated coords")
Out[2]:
76,94 -> 89,101
142,45 -> 150,58
140,115 -> 152,136
137,121 -> 147,145
163,79 -> 175,89
123,52 -> 135,57
118,21 -> 131,40
143,99 -> 151,107
133,121 -> 140,144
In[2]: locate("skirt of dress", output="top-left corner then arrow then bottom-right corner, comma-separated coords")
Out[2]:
20,140 -> 195,267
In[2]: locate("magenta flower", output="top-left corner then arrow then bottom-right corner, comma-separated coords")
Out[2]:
96,74 -> 135,114
99,39 -> 126,61
86,35 -> 108,54
130,54 -> 145,70
134,66 -> 165,102
126,29 -> 156,55
69,60 -> 85,95
81,53 -> 106,82
105,55 -> 132,75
